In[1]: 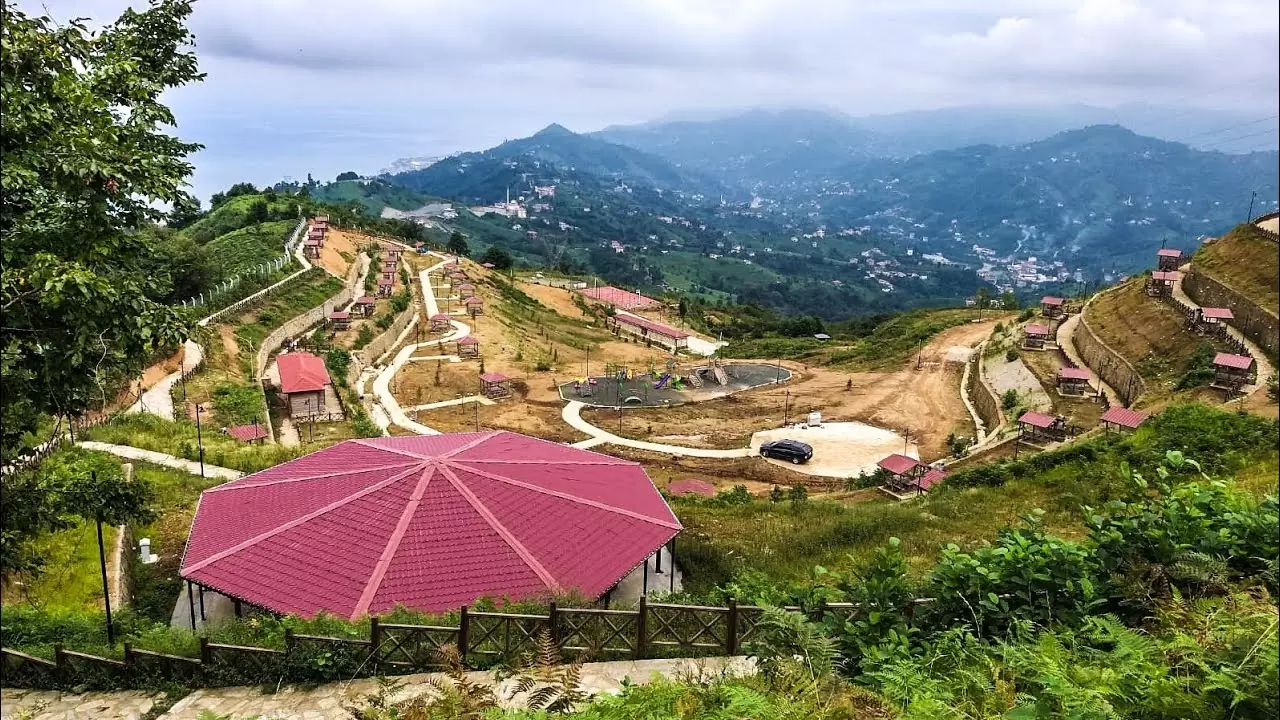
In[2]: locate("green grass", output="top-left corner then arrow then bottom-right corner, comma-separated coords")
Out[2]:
310,179 -> 428,214
651,250 -> 783,293
1,522 -> 117,611
1194,222 -> 1280,314
204,220 -> 293,276
721,308 -> 989,370
84,413 -> 303,474
230,270 -> 344,358
180,194 -> 301,244
675,404 -> 1278,595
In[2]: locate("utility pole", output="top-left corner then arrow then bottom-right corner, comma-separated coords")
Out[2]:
194,405 -> 206,478
783,390 -> 791,427
93,472 -> 115,646
1247,190 -> 1257,223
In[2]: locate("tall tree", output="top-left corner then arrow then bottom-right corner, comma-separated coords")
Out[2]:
1,0 -> 201,521
447,232 -> 470,256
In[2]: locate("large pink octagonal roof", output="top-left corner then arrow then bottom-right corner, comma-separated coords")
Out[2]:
181,432 -> 680,619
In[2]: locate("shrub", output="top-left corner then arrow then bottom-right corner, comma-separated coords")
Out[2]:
352,324 -> 375,350
1001,388 -> 1018,410
1176,342 -> 1218,389
211,384 -> 263,426
1005,347 -> 1019,362
1017,308 -> 1034,322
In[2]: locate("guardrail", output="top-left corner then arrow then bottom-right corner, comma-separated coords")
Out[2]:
0,594 -> 962,690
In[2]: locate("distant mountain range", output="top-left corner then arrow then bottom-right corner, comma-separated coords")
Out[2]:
368,107 -> 1278,318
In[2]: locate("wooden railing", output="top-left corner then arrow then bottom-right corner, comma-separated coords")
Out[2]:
1,596 -> 932,690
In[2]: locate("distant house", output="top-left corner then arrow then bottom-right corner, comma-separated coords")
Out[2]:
276,352 -> 332,418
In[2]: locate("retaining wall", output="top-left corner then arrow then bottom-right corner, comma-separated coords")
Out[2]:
357,307 -> 418,367
1076,294 -> 1146,407
254,254 -> 369,379
1183,267 -> 1279,359
966,345 -> 1003,440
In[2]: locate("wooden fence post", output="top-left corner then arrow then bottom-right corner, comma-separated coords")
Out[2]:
199,637 -> 211,665
457,606 -> 470,669
53,643 -> 65,671
283,629 -> 295,656
547,602 -> 560,649
725,599 -> 739,656
368,616 -> 381,671
634,596 -> 648,661
123,642 -> 134,666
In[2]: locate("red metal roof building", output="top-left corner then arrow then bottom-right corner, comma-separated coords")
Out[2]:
1157,248 -> 1183,271
1018,411 -> 1057,429
877,453 -> 920,476
609,312 -> 689,352
1200,308 -> 1234,320
1214,352 -> 1255,370
276,352 -> 331,394
666,479 -> 716,498
180,432 -> 681,618
578,286 -> 659,310
225,424 -> 270,443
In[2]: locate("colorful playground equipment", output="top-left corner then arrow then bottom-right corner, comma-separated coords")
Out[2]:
654,373 -> 672,390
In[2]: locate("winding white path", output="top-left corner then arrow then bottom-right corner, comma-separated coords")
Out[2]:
562,401 -> 753,457
77,441 -> 242,480
1056,312 -> 1120,402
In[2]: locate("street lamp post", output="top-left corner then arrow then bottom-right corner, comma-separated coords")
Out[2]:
194,405 -> 206,478
783,390 -> 791,427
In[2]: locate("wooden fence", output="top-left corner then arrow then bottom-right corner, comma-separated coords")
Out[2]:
1252,211 -> 1279,243
0,596 -> 933,690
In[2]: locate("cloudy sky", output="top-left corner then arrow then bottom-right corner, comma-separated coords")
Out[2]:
28,0 -> 1280,200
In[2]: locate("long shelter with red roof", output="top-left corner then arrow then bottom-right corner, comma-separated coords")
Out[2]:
1100,406 -> 1149,433
577,286 -> 659,311
608,312 -> 689,353
179,432 -> 681,619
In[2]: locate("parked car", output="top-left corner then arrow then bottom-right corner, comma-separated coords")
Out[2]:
759,439 -> 813,464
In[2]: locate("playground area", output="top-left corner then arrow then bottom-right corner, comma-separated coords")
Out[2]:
558,362 -> 791,407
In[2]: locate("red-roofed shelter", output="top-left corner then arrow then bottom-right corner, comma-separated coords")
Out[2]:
1211,352 -> 1256,393
875,454 -> 942,497
1023,323 -> 1051,350
577,286 -> 659,310
1146,271 -> 1179,296
479,372 -> 512,400
225,423 -> 270,444
1018,411 -> 1070,443
1156,248 -> 1182,271
276,352 -> 332,417
1057,367 -> 1093,396
609,312 -> 689,352
1040,296 -> 1065,318
179,432 -> 681,618
1100,406 -> 1149,432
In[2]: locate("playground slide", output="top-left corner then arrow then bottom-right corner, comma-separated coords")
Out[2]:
654,373 -> 672,390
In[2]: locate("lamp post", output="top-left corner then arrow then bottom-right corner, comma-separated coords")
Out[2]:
782,390 -> 791,427
93,478 -> 114,646
194,404 -> 206,478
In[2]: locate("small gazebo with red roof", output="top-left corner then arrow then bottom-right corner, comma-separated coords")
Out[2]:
1057,366 -> 1093,396
353,296 -> 377,317
1023,323 -> 1051,350
1156,247 -> 1182,271
1017,410 -> 1069,443
1211,352 -> 1256,393
456,335 -> 479,358
464,296 -> 484,317
875,453 -> 943,498
179,432 -> 681,618
225,423 -> 269,444
479,372 -> 512,400
1040,296 -> 1065,319
328,311 -> 351,330
429,313 -> 452,333
1100,406 -> 1149,433
1190,307 -> 1234,337
1146,270 -> 1180,296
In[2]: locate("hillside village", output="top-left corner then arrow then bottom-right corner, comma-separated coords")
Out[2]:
3,4 -> 1279,718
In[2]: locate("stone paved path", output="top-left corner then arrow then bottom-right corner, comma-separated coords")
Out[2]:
1,657 -> 753,720
128,339 -> 202,420
77,441 -> 242,480
1056,313 -> 1120,402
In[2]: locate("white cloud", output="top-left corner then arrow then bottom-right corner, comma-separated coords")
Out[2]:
24,0 -> 1280,197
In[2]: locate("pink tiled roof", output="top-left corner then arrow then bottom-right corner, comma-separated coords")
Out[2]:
578,286 -> 658,310
430,313 -> 450,321
1019,411 -> 1057,429
1201,307 -> 1234,320
1151,271 -> 1180,281
329,311 -> 350,320
276,352 -> 331,394
180,432 -> 680,619
614,313 -> 689,340
918,468 -> 947,490
464,296 -> 484,305
225,424 -> 269,442
304,239 -> 322,247
1024,324 -> 1050,336
1213,352 -> 1254,370
1058,367 -> 1091,381
1041,296 -> 1064,306
1157,248 -> 1182,257
877,453 -> 921,476
458,283 -> 476,291
479,373 -> 509,383
355,296 -> 376,305
667,479 -> 716,497
457,336 -> 478,345
1099,407 -> 1149,429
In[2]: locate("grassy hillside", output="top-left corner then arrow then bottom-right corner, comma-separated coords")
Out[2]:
180,193 -> 301,244
720,308 -> 988,370
1194,222 -> 1280,314
204,220 -> 294,276
310,179 -> 428,214
1087,279 -> 1238,398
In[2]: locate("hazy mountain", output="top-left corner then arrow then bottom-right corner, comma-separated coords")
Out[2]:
389,124 -> 718,202
595,105 -> 1278,187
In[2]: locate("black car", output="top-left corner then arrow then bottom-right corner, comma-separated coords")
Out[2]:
759,439 -> 813,464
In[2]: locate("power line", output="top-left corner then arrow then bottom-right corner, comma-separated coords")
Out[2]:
1198,127 -> 1279,151
1175,114 -> 1279,144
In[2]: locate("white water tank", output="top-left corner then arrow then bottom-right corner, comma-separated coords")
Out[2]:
807,411 -> 821,427
139,538 -> 158,564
